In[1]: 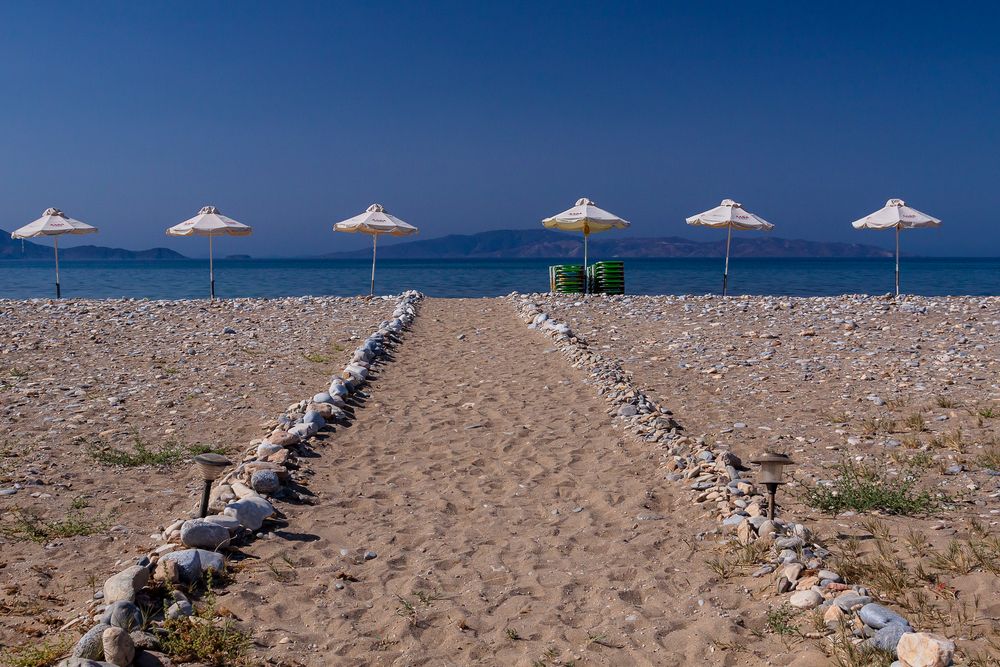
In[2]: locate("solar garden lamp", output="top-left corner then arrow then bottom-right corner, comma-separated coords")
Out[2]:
750,452 -> 795,520
194,453 -> 231,518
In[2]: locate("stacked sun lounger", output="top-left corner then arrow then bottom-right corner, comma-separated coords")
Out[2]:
587,261 -> 625,294
549,264 -> 586,293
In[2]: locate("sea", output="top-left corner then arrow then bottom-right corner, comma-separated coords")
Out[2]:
0,257 -> 998,300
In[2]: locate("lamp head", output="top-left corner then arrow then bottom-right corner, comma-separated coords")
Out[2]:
194,453 -> 231,481
749,451 -> 795,485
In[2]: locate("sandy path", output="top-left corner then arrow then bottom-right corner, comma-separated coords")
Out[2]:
225,299 -> 792,666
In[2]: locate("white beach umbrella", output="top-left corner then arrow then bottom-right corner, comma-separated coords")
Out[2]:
166,205 -> 251,299
334,203 -> 418,296
852,198 -> 941,296
686,199 -> 774,296
542,197 -> 630,292
11,208 -> 98,298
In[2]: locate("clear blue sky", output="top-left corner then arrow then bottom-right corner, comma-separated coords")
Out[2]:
1,1 -> 997,256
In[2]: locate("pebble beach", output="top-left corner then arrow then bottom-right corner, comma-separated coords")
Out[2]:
0,294 -> 997,666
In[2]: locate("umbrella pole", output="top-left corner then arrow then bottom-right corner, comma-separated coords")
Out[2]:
209,236 -> 215,300
723,223 -> 732,296
54,237 -> 61,299
370,234 -> 377,297
583,230 -> 589,295
895,225 -> 900,297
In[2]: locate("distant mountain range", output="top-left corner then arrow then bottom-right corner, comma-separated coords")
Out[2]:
322,229 -> 894,259
0,227 -> 895,260
0,229 -> 186,260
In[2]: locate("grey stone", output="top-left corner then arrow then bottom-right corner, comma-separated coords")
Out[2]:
313,391 -> 334,404
103,565 -> 149,604
100,600 -> 142,631
134,651 -> 174,667
166,599 -> 194,619
129,631 -> 158,650
72,622 -> 110,659
157,549 -> 225,584
722,514 -> 746,527
775,536 -> 805,549
180,519 -> 231,550
59,660 -> 115,667
859,603 -> 909,629
102,626 -> 135,666
224,495 -> 274,530
866,622 -> 912,652
617,404 -> 638,417
302,410 -> 326,427
256,442 -> 283,458
363,550 -> 377,560
833,594 -> 873,611
789,590 -> 823,609
203,514 -> 241,532
250,470 -> 281,495
818,569 -> 842,582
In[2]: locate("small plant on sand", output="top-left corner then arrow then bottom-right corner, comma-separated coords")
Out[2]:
160,588 -> 250,666
394,595 -> 418,626
935,395 -> 959,409
302,352 -> 330,363
506,627 -> 521,641
88,431 -> 207,467
821,410 -> 851,424
706,554 -> 737,579
188,443 -> 229,456
978,443 -> 1000,471
825,620 -> 895,667
803,460 -> 936,516
0,640 -> 70,667
904,413 -> 927,432
765,604 -> 799,636
1,509 -> 105,543
860,416 -> 896,437
976,405 -> 997,419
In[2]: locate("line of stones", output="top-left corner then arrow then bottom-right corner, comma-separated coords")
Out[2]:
58,291 -> 424,667
509,294 -> 956,667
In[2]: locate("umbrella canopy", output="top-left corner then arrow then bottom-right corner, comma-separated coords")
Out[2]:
542,197 -> 630,235
11,208 -> 97,298
11,207 -> 98,239
166,205 -> 252,237
685,199 -> 774,231
166,206 -> 251,299
686,199 -> 773,296
851,198 -> 941,230
542,198 -> 629,292
852,198 -> 941,296
334,203 -> 418,296
334,203 -> 418,237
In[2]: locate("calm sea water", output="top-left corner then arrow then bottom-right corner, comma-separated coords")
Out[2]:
0,257 -> 998,299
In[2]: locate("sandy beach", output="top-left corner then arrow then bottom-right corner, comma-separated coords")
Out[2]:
1,295 -> 997,666
0,297 -> 396,652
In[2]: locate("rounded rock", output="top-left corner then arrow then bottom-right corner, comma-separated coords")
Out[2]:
250,470 -> 281,495
789,589 -> 823,609
102,626 -> 135,667
100,600 -> 142,631
180,519 -> 231,550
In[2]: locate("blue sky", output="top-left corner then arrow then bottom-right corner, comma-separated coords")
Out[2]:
0,1 -> 997,256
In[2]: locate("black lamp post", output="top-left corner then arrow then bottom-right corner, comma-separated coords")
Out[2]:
749,452 -> 796,520
194,453 -> 231,518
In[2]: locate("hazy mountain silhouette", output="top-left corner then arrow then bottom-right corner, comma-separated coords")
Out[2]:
322,229 -> 894,259
0,229 -> 186,260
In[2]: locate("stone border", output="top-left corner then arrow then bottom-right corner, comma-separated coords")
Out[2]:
58,291 -> 424,667
509,293 -> 956,667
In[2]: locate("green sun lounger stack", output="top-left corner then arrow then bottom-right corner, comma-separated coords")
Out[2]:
588,261 -> 625,294
549,264 -> 586,293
